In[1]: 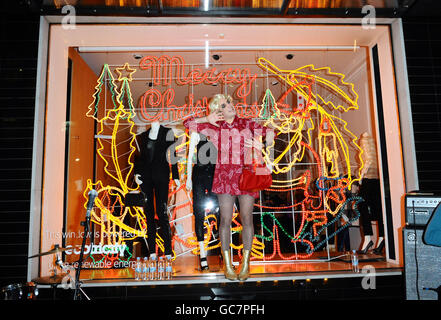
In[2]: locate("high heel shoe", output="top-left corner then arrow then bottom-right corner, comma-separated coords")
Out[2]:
222,250 -> 237,281
373,240 -> 385,255
200,256 -> 209,271
358,240 -> 374,254
238,249 -> 251,281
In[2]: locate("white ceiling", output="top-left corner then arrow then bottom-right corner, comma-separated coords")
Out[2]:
75,23 -> 382,126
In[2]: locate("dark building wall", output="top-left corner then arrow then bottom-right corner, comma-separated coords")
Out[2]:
402,18 -> 441,193
0,1 -> 39,286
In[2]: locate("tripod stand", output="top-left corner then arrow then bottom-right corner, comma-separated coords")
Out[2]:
73,189 -> 97,300
54,251 -> 90,300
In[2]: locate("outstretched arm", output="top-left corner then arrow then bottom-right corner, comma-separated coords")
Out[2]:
183,111 -> 224,132
186,132 -> 200,191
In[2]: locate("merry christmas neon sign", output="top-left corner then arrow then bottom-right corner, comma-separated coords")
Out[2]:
138,55 -> 259,122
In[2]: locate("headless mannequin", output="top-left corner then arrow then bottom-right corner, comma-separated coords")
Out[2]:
358,132 -> 384,254
186,132 -> 218,270
135,121 -> 180,260
135,122 -> 180,188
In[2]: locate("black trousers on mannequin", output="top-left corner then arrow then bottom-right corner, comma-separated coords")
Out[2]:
140,169 -> 173,256
192,165 -> 218,242
358,178 -> 384,237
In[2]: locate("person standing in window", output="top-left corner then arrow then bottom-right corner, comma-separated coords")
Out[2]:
184,94 -> 274,281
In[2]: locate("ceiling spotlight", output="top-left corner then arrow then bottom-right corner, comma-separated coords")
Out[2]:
271,81 -> 279,86
212,54 -> 221,60
133,54 -> 143,60
286,54 -> 294,60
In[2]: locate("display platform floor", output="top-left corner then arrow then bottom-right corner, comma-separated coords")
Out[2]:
58,252 -> 400,287
34,251 -> 404,300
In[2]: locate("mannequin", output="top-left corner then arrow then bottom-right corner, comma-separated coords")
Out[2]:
134,121 -> 180,261
358,132 -> 385,254
135,121 -> 181,188
186,131 -> 219,271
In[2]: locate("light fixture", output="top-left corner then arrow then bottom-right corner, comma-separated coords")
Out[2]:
205,200 -> 214,211
78,45 -> 360,53
205,40 -> 209,69
203,0 -> 209,11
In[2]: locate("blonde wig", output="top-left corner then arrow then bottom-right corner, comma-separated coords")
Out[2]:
208,93 -> 233,113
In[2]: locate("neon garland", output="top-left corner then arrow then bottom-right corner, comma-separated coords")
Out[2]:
86,63 -> 121,121
253,196 -> 362,260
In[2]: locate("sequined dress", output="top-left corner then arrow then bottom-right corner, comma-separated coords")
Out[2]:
184,116 -> 268,198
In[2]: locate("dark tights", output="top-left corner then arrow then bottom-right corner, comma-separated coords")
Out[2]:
140,171 -> 172,256
192,165 -> 217,242
359,178 -> 384,237
218,193 -> 255,252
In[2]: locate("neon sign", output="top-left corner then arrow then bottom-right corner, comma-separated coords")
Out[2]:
139,55 -> 257,95
138,55 -> 260,122
64,244 -> 127,257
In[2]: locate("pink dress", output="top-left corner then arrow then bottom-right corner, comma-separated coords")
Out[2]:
184,116 -> 268,198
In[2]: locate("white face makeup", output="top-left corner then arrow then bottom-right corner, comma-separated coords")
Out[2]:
218,96 -> 236,121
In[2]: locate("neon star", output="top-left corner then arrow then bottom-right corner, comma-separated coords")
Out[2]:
115,63 -> 136,81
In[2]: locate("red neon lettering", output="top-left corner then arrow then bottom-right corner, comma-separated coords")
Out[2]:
139,55 -> 260,122
139,55 -> 256,90
140,88 -> 209,122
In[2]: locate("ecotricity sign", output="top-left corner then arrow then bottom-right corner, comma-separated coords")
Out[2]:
65,244 -> 127,257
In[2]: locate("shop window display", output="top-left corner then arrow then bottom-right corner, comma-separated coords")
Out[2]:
63,48 -> 385,277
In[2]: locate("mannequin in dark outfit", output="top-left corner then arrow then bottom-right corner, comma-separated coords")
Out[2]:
134,122 -> 180,260
358,132 -> 385,255
186,132 -> 219,270
358,178 -> 384,253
